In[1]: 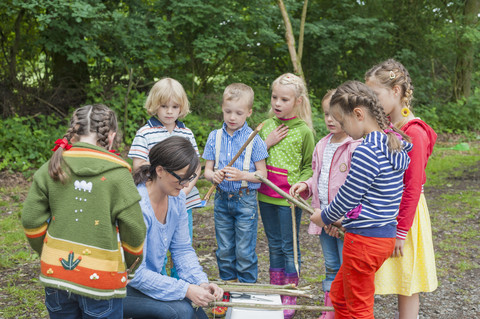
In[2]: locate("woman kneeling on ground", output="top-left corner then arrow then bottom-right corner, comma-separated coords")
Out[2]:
123,136 -> 223,319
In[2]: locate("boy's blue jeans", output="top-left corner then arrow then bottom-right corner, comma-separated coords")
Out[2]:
214,188 -> 258,283
44,287 -> 123,319
259,201 -> 302,274
319,230 -> 343,292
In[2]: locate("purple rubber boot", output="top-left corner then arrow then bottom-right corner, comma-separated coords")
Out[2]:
269,268 -> 285,285
283,273 -> 299,319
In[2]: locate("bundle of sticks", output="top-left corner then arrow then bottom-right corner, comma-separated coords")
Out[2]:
200,281 -> 334,312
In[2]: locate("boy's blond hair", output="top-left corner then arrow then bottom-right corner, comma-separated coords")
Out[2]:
222,83 -> 254,109
145,78 -> 190,118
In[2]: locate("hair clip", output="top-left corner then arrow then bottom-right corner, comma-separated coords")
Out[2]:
389,71 -> 396,80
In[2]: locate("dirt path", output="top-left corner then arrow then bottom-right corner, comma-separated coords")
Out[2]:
0,156 -> 478,318
193,160 -> 480,318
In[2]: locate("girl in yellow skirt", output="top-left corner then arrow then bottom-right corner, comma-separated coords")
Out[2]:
366,59 -> 438,319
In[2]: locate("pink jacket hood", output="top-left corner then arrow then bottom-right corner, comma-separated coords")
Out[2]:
301,133 -> 362,234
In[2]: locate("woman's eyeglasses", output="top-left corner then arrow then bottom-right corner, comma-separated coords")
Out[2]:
167,170 -> 197,186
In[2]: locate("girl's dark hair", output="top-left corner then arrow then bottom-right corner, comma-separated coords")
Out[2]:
331,81 -> 410,151
49,104 -> 118,183
133,136 -> 199,185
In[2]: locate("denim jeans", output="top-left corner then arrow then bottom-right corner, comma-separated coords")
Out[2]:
44,287 -> 123,319
123,286 -> 208,319
319,230 -> 343,292
259,202 -> 302,274
214,188 -> 258,283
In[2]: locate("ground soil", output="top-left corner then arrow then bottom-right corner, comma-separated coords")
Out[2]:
1,138 -> 479,318
192,172 -> 480,318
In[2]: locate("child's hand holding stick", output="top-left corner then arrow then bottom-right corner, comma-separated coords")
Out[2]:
254,173 -> 345,239
203,123 -> 264,202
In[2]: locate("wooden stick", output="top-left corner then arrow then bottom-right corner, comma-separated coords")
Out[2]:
126,257 -> 140,275
295,195 -> 310,208
254,173 -> 344,239
291,204 -> 300,277
212,281 -> 297,289
203,123 -> 264,202
204,301 -> 334,312
220,286 -> 313,298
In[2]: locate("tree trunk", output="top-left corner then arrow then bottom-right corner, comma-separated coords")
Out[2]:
2,9 -> 25,116
277,0 -> 305,81
51,52 -> 89,113
297,0 -> 308,63
454,0 -> 480,100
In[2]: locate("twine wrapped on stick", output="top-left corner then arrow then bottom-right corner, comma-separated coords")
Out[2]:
254,173 -> 345,239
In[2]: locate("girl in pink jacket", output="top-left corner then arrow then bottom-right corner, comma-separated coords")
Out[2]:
290,90 -> 361,319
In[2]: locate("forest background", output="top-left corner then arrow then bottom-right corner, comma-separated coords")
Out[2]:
1,1 -> 480,318
1,0 -> 479,170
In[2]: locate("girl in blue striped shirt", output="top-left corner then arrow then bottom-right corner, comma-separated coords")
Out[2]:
310,81 -> 412,319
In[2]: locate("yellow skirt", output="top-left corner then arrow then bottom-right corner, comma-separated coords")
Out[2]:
374,194 -> 438,295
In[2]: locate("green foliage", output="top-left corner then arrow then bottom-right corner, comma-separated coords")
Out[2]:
1,0 -> 480,151
0,115 -> 67,171
86,81 -> 147,146
183,113 -> 222,153
417,87 -> 480,134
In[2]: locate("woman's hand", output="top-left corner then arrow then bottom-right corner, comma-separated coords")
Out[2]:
200,282 -> 224,300
289,182 -> 307,197
265,124 -> 289,149
186,284 -> 216,307
310,208 -> 325,228
391,238 -> 405,257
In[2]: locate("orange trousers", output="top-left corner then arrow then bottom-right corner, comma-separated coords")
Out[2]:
330,233 -> 395,319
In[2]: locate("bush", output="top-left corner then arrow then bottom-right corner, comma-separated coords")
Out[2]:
416,88 -> 480,136
86,82 -> 147,146
0,115 -> 68,171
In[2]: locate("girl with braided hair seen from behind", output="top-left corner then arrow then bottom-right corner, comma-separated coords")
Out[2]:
366,59 -> 438,319
310,81 -> 413,319
22,104 -> 147,319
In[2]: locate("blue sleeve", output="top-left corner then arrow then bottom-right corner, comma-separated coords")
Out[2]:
251,135 -> 269,162
128,195 -> 204,301
321,145 -> 380,225
202,130 -> 217,161
170,200 -> 209,285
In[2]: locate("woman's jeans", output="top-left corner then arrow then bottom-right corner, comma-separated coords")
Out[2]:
44,287 -> 123,319
214,188 -> 258,283
123,286 -> 208,319
259,201 -> 302,274
319,229 -> 343,291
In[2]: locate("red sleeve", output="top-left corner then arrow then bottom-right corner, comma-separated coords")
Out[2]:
396,125 -> 428,239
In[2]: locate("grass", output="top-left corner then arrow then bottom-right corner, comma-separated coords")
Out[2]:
0,183 -> 47,318
0,140 -> 479,318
